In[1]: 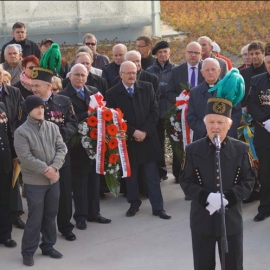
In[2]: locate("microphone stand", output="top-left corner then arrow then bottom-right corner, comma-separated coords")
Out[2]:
215,143 -> 228,270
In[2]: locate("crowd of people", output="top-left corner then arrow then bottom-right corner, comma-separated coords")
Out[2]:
0,20 -> 268,269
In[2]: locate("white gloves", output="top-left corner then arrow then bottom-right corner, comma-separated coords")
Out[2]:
206,193 -> 228,215
263,119 -> 270,132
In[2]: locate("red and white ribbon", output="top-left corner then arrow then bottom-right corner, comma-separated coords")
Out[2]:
96,107 -> 106,174
88,92 -> 106,112
175,90 -> 193,149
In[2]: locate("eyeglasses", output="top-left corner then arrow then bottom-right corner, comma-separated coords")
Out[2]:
135,45 -> 147,48
187,51 -> 201,55
26,66 -> 38,70
121,72 -> 137,76
85,42 -> 96,46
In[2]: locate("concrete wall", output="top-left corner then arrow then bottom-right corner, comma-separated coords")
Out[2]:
0,1 -> 161,46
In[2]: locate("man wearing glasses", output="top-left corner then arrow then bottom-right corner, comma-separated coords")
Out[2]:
135,36 -> 155,70
83,33 -> 109,70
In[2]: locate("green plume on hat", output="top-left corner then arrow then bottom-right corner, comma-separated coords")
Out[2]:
208,68 -> 245,107
39,43 -> 62,75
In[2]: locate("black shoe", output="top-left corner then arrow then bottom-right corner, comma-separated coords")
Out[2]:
153,210 -> 171,220
3,239 -> 17,248
254,212 -> 270,222
42,248 -> 63,259
126,207 -> 140,217
161,175 -> 168,181
88,214 -> 111,224
243,190 -> 260,204
185,196 -> 192,201
13,217 -> 25,229
174,177 -> 180,184
62,231 -> 76,241
76,220 -> 87,230
22,253 -> 34,266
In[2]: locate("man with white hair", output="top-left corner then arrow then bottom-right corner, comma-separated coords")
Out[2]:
60,64 -> 111,230
198,36 -> 228,79
238,44 -> 251,70
2,44 -> 23,85
187,58 -> 241,141
102,43 -> 127,88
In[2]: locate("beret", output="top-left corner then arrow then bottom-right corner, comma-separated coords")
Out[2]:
152,41 -> 170,55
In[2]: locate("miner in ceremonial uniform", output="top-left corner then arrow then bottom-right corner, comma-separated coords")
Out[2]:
247,43 -> 270,222
181,69 -> 255,270
18,67 -> 78,241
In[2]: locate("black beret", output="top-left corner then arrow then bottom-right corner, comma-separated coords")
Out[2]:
205,97 -> 232,119
25,95 -> 45,114
152,41 -> 170,55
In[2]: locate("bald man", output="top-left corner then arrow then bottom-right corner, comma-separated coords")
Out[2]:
102,43 -> 127,88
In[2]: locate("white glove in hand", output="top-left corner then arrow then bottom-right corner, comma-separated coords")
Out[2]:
206,193 -> 228,215
263,120 -> 270,132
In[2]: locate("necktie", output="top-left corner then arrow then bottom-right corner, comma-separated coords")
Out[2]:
127,87 -> 133,97
190,67 -> 196,88
79,89 -> 85,99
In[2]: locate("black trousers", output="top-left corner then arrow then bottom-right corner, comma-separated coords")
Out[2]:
156,118 -> 181,178
256,147 -> 270,213
191,232 -> 243,270
0,172 -> 12,243
71,162 -> 100,222
10,178 -> 24,222
125,162 -> 164,211
57,161 -> 74,235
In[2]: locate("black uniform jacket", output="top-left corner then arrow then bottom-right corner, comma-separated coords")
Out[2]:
180,136 -> 255,236
62,72 -> 108,97
247,72 -> 270,148
59,83 -> 98,172
106,80 -> 162,166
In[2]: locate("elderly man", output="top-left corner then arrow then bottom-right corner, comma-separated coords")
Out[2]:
18,67 -> 78,241
247,43 -> 270,221
135,35 -> 156,70
146,41 -> 177,181
240,41 -> 266,108
106,61 -> 171,219
198,36 -> 228,79
59,64 -> 111,229
238,44 -> 251,70
62,52 -> 107,95
187,58 -> 241,141
102,43 -> 127,88
181,93 -> 255,270
82,33 -> 110,70
14,94 -> 66,266
1,22 -> 40,63
2,44 -> 23,85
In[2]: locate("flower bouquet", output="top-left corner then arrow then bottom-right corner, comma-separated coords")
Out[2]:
71,92 -> 130,196
164,83 -> 193,161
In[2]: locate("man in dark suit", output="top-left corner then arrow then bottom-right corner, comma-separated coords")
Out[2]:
59,64 -> 111,230
240,41 -> 266,108
198,36 -> 228,79
106,61 -> 171,219
186,58 -> 241,141
62,52 -> 108,96
102,44 -> 127,88
166,41 -> 204,102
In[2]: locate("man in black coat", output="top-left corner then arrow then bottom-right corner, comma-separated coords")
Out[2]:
17,67 -> 78,241
1,22 -> 40,63
240,41 -> 266,108
62,52 -> 108,96
181,96 -> 255,270
59,64 -> 111,229
247,43 -> 270,221
187,58 -> 241,141
106,61 -> 171,219
102,44 -> 127,88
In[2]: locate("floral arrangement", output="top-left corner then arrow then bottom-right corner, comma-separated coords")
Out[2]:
70,93 -> 130,196
164,83 -> 193,161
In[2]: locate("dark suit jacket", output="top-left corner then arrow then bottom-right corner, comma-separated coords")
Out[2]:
166,61 -> 204,103
102,62 -> 120,89
186,81 -> 242,141
59,83 -> 98,172
106,80 -> 162,166
62,72 -> 108,97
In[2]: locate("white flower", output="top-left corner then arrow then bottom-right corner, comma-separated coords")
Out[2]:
174,122 -> 181,132
109,169 -> 114,174
108,164 -> 112,167
171,134 -> 180,142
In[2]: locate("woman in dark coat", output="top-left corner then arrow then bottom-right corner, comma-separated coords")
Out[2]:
0,102 -> 17,247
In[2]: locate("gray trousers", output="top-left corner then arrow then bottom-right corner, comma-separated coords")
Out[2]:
22,182 -> 60,254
